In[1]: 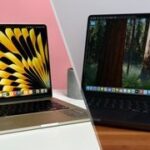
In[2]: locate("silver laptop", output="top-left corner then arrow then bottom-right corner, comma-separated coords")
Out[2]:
0,24 -> 89,134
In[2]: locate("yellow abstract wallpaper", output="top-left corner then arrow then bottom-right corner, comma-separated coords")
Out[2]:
0,25 -> 50,96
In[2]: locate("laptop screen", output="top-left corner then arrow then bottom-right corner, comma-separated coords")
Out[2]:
82,14 -> 150,96
0,24 -> 51,99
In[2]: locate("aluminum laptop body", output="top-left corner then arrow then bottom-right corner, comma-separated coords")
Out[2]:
82,14 -> 150,130
0,24 -> 89,134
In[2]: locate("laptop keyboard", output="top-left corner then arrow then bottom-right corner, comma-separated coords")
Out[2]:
88,96 -> 150,114
0,100 -> 67,116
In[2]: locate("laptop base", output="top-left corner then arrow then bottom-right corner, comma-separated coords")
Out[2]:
0,98 -> 90,135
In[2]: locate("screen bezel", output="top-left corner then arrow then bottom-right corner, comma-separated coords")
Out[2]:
82,13 -> 150,99
0,24 -> 52,103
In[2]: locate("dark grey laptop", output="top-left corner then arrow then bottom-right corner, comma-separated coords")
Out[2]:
0,24 -> 89,134
82,14 -> 150,130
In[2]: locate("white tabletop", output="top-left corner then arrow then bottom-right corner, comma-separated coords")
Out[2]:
0,90 -> 101,150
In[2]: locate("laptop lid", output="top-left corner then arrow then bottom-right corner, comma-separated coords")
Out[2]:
82,13 -> 150,99
0,24 -> 52,102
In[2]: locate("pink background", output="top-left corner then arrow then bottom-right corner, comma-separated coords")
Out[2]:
0,0 -> 71,89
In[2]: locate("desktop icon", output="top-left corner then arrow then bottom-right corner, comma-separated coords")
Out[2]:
86,86 -> 90,91
29,90 -> 33,95
123,88 -> 127,93
2,92 -> 9,97
9,91 -> 17,97
131,89 -> 135,94
139,90 -> 144,95
36,89 -> 40,94
115,88 -> 119,93
112,88 -> 115,93
108,88 -> 112,92
104,87 -> 107,92
119,88 -> 123,93
143,90 -> 148,95
135,89 -> 139,94
44,89 -> 48,93
127,89 -> 131,94
41,89 -> 45,93
24,90 -> 29,95
100,87 -> 104,92
97,87 -> 100,91
93,86 -> 97,91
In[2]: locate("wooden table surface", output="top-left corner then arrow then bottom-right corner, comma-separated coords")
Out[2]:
95,125 -> 150,150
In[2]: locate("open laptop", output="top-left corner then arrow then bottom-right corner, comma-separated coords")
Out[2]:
0,24 -> 89,134
82,13 -> 150,130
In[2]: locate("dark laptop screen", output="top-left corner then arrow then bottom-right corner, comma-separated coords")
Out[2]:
0,24 -> 51,98
82,14 -> 150,96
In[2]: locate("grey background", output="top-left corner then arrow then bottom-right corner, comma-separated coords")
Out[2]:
51,0 -> 150,82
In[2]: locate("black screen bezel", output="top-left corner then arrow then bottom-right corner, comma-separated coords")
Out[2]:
0,24 -> 52,103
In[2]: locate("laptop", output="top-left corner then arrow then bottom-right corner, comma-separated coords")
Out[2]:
82,13 -> 150,130
0,24 -> 89,134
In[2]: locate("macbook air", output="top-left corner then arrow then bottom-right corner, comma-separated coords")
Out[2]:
82,14 -> 150,130
0,24 -> 89,134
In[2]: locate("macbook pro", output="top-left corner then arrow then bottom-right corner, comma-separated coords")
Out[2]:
82,14 -> 150,130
